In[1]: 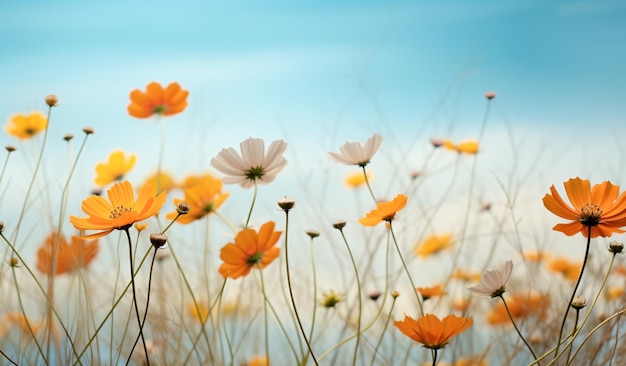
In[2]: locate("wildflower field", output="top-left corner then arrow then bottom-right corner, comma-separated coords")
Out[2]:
2,84 -> 626,366
3,2 -> 626,366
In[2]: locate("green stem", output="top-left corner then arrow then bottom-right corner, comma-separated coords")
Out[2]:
245,181 -> 258,228
361,164 -> 376,203
389,224 -> 423,315
498,295 -> 537,360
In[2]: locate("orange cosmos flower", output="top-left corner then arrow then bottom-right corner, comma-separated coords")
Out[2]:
0,313 -> 41,336
218,221 -> 281,279
543,177 -> 626,238
70,181 -> 166,239
546,257 -> 582,281
127,81 -> 189,118
36,232 -> 99,275
394,313 -> 472,350
487,292 -> 546,325
165,174 -> 229,224
414,234 -> 454,257
246,356 -> 269,366
94,150 -> 137,187
358,194 -> 407,226
5,112 -> 47,140
417,285 -> 446,300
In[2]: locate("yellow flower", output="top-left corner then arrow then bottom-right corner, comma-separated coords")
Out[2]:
345,170 -> 371,188
414,234 -> 453,257
440,139 -> 479,155
359,194 -> 408,226
218,221 -> 282,279
245,356 -> 269,366
188,301 -> 210,324
546,257 -> 581,281
70,181 -> 166,239
451,269 -> 481,282
543,177 -> 626,238
142,171 -> 176,193
607,286 -> 623,300
165,174 -> 229,224
319,290 -> 343,308
94,150 -> 137,187
5,112 -> 47,139
394,313 -> 472,350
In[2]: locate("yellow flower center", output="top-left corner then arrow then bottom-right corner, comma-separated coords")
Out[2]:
579,203 -> 602,226
110,205 -> 132,220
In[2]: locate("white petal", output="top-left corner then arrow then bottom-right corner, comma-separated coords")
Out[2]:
241,137 -> 265,167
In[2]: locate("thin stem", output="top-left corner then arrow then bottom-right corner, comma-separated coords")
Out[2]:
567,308 -> 626,365
245,181 -> 258,228
306,235 -> 319,365
283,210 -> 319,365
369,296 -> 397,366
554,226 -> 591,359
389,224 -> 423,315
156,117 -> 165,193
257,264 -> 271,365
128,247 -> 158,364
565,309 -> 580,364
498,295 -> 537,361
431,349 -> 438,366
336,227 -> 362,366
361,164 -> 377,203
123,228 -> 150,366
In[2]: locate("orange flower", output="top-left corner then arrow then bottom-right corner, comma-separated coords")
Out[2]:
246,356 -> 269,366
487,292 -> 546,325
5,112 -> 47,139
94,150 -> 136,187
165,174 -> 229,224
547,257 -> 581,281
440,139 -> 479,155
417,285 -> 446,300
218,221 -> 281,279
127,81 -> 189,118
451,268 -> 481,283
394,313 -> 472,349
543,177 -> 626,238
358,194 -> 407,226
36,232 -> 99,275
0,313 -> 41,336
70,181 -> 166,239
414,234 -> 454,257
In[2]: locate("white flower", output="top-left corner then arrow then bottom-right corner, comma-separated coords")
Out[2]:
467,260 -> 513,298
328,133 -> 383,166
211,137 -> 287,189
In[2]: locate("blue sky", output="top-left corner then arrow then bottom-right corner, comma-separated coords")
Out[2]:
1,0 -> 626,259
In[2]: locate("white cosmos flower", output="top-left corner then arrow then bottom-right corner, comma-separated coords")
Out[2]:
467,260 -> 513,298
329,133 -> 383,166
211,137 -> 287,189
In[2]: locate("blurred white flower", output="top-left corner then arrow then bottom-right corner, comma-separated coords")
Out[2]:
468,260 -> 513,298
329,133 -> 383,166
211,137 -> 287,189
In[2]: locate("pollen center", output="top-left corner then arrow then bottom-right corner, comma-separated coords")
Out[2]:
246,252 -> 263,267
579,203 -> 602,226
110,205 -> 132,219
246,166 -> 265,181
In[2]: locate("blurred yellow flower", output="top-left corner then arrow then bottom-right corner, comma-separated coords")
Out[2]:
142,171 -> 176,193
440,139 -> 479,155
451,268 -> 481,282
454,356 -> 488,366
5,112 -> 47,139
188,302 -> 210,324
166,174 -> 229,224
414,234 -> 453,257
94,150 -> 137,187
607,286 -> 623,301
245,356 -> 268,366
345,170 -> 371,188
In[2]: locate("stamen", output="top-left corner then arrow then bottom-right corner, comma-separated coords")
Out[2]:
110,205 -> 132,219
579,203 -> 602,226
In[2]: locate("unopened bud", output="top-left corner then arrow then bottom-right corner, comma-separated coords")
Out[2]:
82,127 -> 95,135
277,197 -> 296,211
176,201 -> 190,215
609,241 -> 624,254
306,229 -> 320,239
484,91 -> 496,100
150,233 -> 167,248
9,257 -> 19,267
5,145 -> 16,152
45,94 -> 59,107
368,291 -> 382,301
391,291 -> 400,298
0,221 -> 4,232
63,133 -> 74,142
332,220 -> 346,230
571,296 -> 587,310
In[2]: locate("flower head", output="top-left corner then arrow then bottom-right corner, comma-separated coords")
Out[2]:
546,257 -> 581,281
211,137 -> 287,189
218,221 -> 281,279
394,313 -> 473,349
142,171 -> 176,193
127,81 -> 188,118
94,150 -> 137,187
345,170 -> 371,188
165,174 -> 229,224
417,284 -> 446,300
441,139 -> 479,155
329,133 -> 383,166
487,292 -> 546,325
468,260 -> 513,297
5,112 -> 47,139
319,290 -> 343,308
69,181 -> 166,239
543,177 -> 626,238
36,233 -> 99,275
414,234 -> 454,257
359,194 -> 407,226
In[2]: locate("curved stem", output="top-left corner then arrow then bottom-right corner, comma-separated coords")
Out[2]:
283,211 -> 318,365
127,248 -> 158,364
389,224 -> 423,315
554,226 -> 591,359
123,228 -> 150,366
498,295 -> 537,360
336,228 -> 362,366
431,349 -> 438,366
361,165 -> 377,203
245,181 -> 258,228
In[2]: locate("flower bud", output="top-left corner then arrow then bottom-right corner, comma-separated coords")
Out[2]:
332,220 -> 346,230
63,133 -> 74,142
150,233 -> 167,249
9,257 -> 19,267
277,197 -> 296,211
609,241 -> 624,254
176,201 -> 190,215
5,145 -> 16,153
82,127 -> 95,135
306,229 -> 320,239
571,296 -> 587,310
45,94 -> 59,107
391,291 -> 400,298
368,291 -> 382,301
484,91 -> 496,100
0,220 -> 5,232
